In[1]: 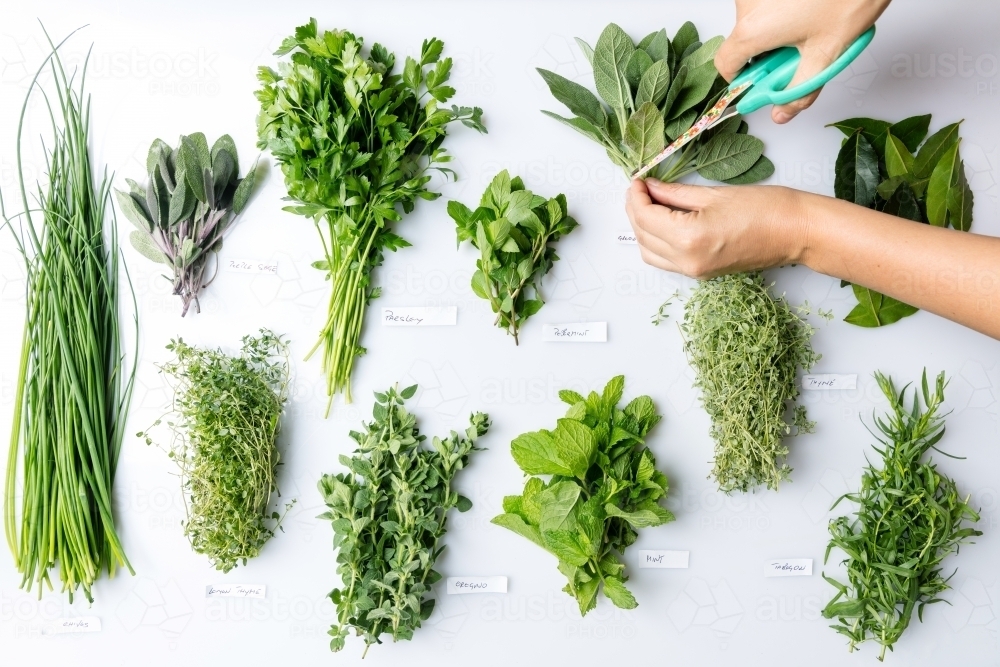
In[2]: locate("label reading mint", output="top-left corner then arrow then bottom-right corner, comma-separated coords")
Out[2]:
226,258 -> 278,275
381,307 -> 457,326
616,232 -> 637,245
542,322 -> 607,343
765,559 -> 813,577
637,550 -> 689,569
446,576 -> 507,594
53,617 -> 101,634
802,374 -> 857,390
205,584 -> 266,598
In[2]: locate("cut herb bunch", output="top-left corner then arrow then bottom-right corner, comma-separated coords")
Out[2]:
448,170 -> 578,343
493,376 -> 672,615
319,386 -> 489,655
823,371 -> 980,661
682,273 -> 822,492
830,115 -> 973,327
2,30 -> 136,602
539,21 -> 773,183
117,133 -> 258,316
256,19 -> 486,410
139,330 -> 292,573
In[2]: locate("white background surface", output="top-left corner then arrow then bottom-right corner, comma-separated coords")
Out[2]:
1,1 -> 999,665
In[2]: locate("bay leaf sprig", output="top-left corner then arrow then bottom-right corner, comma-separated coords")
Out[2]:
492,376 -> 673,615
829,115 -> 973,327
538,21 -> 773,183
822,370 -> 981,661
319,385 -> 489,655
117,133 -> 258,316
447,170 -> 578,344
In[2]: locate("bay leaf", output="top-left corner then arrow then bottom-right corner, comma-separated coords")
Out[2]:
834,130 -> 879,206
925,141 -> 960,226
884,131 -> 914,178
913,122 -> 960,178
888,114 -> 931,153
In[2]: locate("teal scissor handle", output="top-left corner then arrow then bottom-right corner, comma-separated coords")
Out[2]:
731,25 -> 875,115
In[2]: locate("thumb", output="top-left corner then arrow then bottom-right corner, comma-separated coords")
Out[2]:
771,43 -> 841,122
645,179 -> 712,211
715,25 -> 784,82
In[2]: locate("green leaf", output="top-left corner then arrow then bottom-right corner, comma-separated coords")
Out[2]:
833,130 -> 879,206
624,102 -> 666,167
946,159 -> 973,231
574,37 -> 595,65
635,60 -> 671,108
115,189 -> 153,233
551,418 -> 596,479
542,530 -> 590,566
129,230 -> 168,264
168,177 -> 195,225
602,577 -> 638,609
604,502 -> 674,528
913,122 -> 960,178
559,389 -> 585,405
680,35 -> 723,70
889,114 -> 931,153
455,495 -> 473,512
593,23 -> 635,115
510,430 -> 575,477
845,284 -> 918,327
722,154 -> 774,184
624,49 -> 654,89
696,134 -> 764,182
211,134 -> 239,169
884,132 -> 914,178
537,68 -> 607,128
664,108 -> 697,141
232,162 -> 258,215
601,375 -> 625,409
672,21 -> 699,58
880,181 -> 922,222
662,64 -> 686,119
146,138 -> 172,175
540,111 -> 605,144
638,28 -> 669,61
926,141 -> 960,226
538,481 -> 581,532
667,61 -> 717,119
828,117 -> 891,156
178,136 -> 207,203
491,513 -> 545,548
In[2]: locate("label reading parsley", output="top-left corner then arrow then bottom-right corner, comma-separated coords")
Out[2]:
637,550 -> 689,569
765,559 -> 813,577
616,232 -> 637,245
381,307 -> 457,326
53,616 -> 101,634
542,322 -> 607,342
205,584 -> 266,598
446,576 -> 508,594
802,374 -> 857,390
226,258 -> 278,275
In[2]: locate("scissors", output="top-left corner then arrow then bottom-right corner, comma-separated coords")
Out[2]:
632,25 -> 876,180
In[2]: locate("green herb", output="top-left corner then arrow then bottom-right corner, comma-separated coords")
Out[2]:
256,19 -> 486,410
319,386 -> 489,655
651,291 -> 679,325
492,376 -> 672,615
822,370 -> 981,661
2,28 -> 136,602
116,133 -> 258,316
447,170 -> 578,343
681,273 -> 823,492
139,330 -> 292,573
538,21 -> 773,182
829,115 -> 973,326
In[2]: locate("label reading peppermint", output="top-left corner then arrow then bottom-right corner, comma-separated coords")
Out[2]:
542,322 -> 607,343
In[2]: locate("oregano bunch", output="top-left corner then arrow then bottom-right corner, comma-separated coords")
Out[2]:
492,376 -> 673,615
139,330 -> 292,572
538,21 -> 773,182
447,170 -> 578,344
681,273 -> 823,492
829,115 -> 973,326
319,386 -> 489,655
116,133 -> 258,316
822,371 -> 981,661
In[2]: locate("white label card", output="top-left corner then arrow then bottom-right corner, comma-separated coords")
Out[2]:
226,258 -> 278,275
802,374 -> 857,390
446,576 -> 508,594
765,559 -> 813,577
54,616 -> 101,633
616,232 -> 638,245
205,584 -> 267,598
638,550 -> 689,569
381,307 -> 457,326
542,322 -> 607,343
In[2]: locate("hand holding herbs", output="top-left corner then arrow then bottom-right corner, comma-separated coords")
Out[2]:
823,371 -> 981,661
256,19 -> 486,410
117,133 -> 258,316
492,376 -> 672,615
320,386 -> 489,655
139,330 -> 292,573
830,115 -> 973,326
539,21 -> 773,183
448,170 -> 578,343
682,273 -> 822,492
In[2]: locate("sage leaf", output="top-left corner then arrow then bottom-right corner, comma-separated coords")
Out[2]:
624,48 -> 654,89
722,154 -> 774,184
593,23 -> 635,115
537,68 -> 607,128
667,61 -> 716,119
638,28 -> 669,61
129,230 -> 168,264
833,130 -> 879,206
635,59 -> 670,107
696,133 -> 764,182
672,21 -> 699,57
926,140 -> 960,226
210,134 -> 239,167
664,108 -> 698,141
661,64 -> 687,119
574,37 -> 594,65
680,35 -> 723,70
625,102 -> 666,167
115,189 -> 153,233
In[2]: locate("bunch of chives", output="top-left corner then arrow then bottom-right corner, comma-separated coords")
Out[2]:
2,28 -> 137,603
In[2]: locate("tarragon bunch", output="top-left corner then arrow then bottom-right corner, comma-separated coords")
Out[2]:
539,21 -> 773,182
493,376 -> 673,615
319,385 -> 489,655
823,371 -> 981,661
116,133 -> 257,315
830,115 -> 973,327
447,170 -> 578,344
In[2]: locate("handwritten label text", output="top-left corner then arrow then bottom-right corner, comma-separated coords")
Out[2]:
446,576 -> 507,595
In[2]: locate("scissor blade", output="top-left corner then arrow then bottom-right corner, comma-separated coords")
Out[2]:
631,81 -> 752,180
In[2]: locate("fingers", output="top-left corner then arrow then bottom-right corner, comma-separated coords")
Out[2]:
772,43 -> 839,122
714,25 -> 784,82
644,179 -> 712,211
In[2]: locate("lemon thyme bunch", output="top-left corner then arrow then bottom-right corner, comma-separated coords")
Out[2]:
256,19 -> 486,412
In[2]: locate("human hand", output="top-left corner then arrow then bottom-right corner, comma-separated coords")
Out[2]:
625,179 -> 810,279
715,0 -> 890,123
